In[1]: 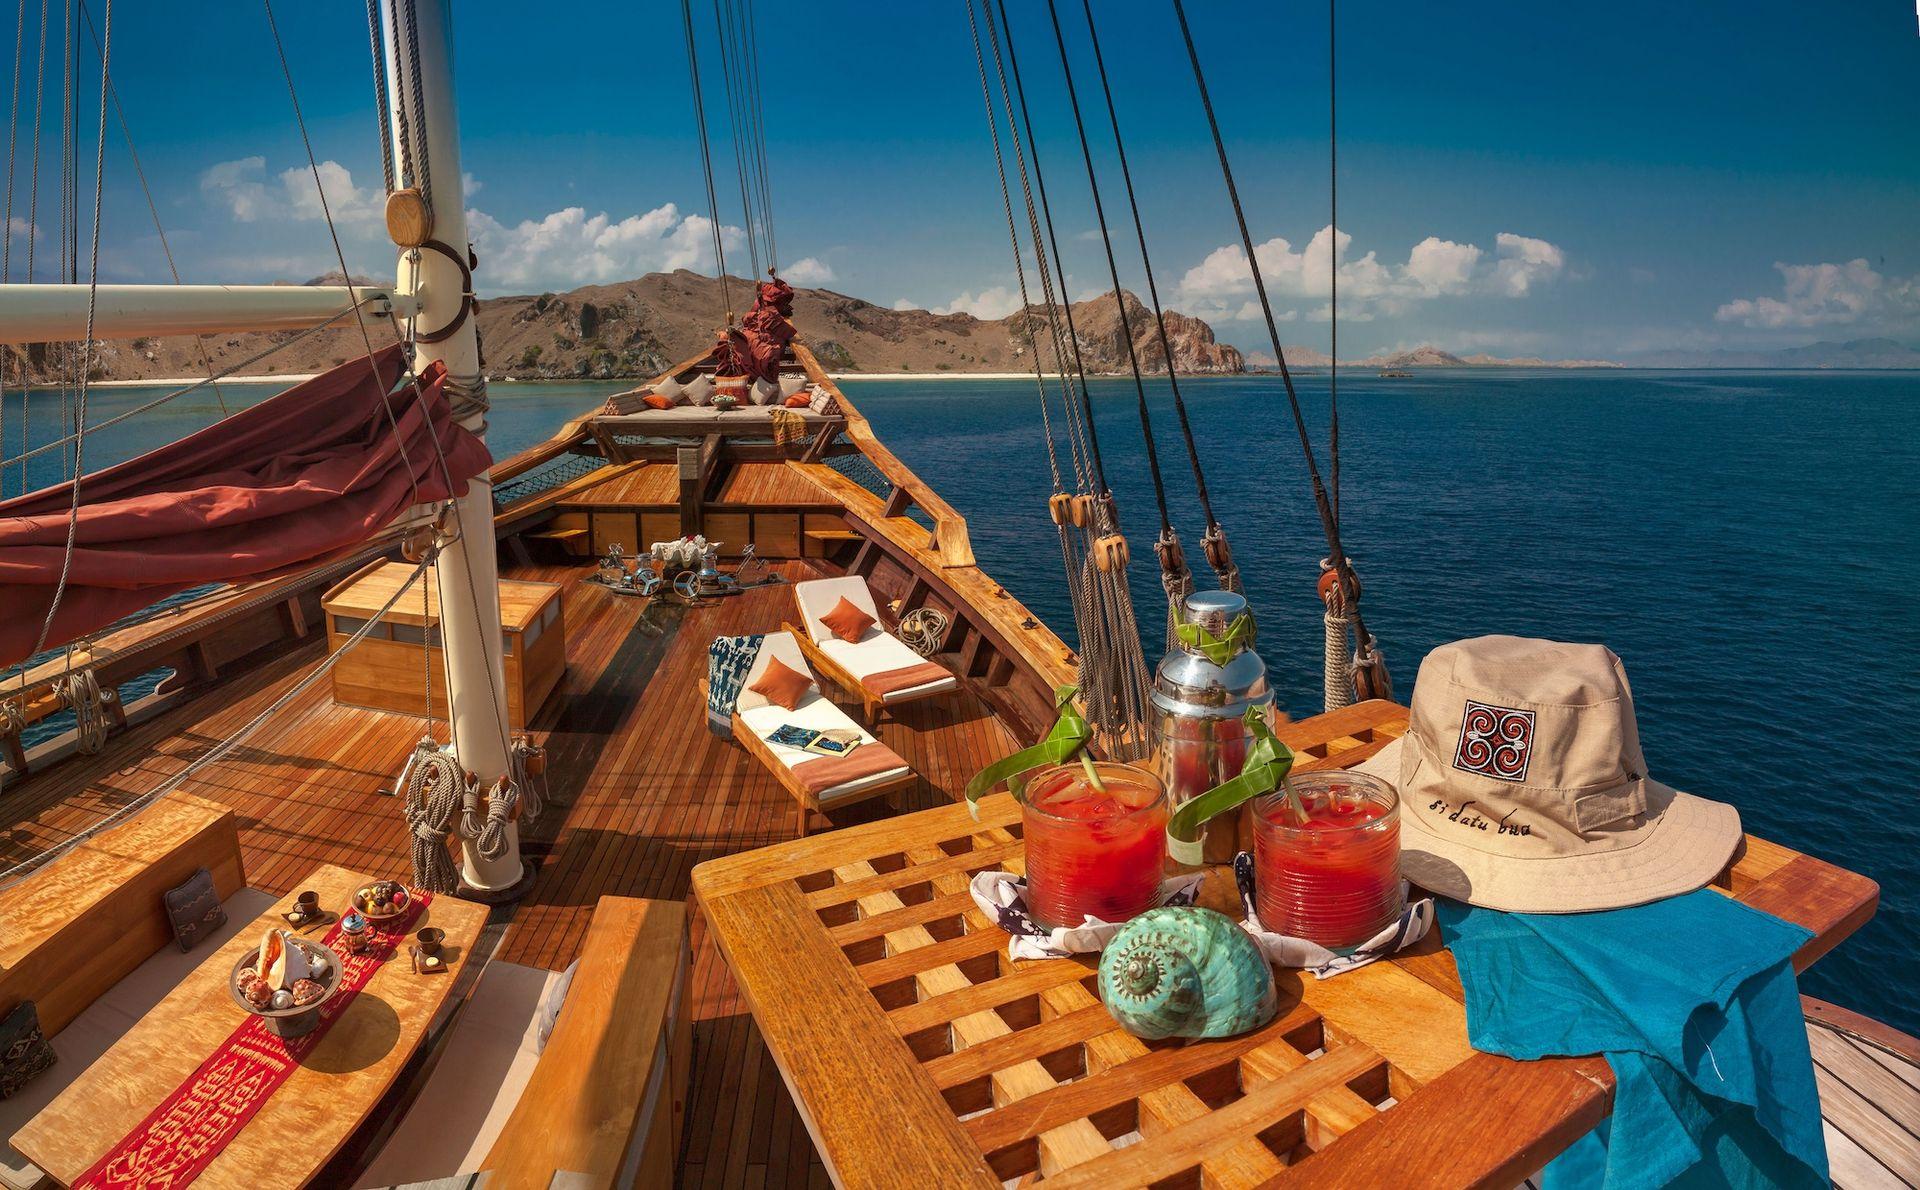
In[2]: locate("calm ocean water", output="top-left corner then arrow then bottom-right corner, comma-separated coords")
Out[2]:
6,368 -> 1916,1033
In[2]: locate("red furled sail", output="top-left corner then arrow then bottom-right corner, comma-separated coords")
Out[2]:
724,275 -> 797,383
0,345 -> 490,669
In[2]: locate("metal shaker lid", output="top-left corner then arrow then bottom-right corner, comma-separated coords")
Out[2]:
1152,590 -> 1271,715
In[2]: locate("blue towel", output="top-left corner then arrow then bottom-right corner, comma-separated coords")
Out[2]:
1437,890 -> 1827,1190
707,633 -> 765,736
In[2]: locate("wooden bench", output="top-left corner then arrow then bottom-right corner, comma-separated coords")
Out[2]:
481,897 -> 691,1188
0,792 -> 248,1190
0,792 -> 243,1038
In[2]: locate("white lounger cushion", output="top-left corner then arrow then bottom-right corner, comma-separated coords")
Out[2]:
0,887 -> 278,1190
732,632 -> 910,803
792,577 -> 960,702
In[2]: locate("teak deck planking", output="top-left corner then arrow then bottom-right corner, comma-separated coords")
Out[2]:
0,558 -> 1012,1187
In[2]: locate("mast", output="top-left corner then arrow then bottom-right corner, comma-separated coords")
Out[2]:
380,0 -> 525,897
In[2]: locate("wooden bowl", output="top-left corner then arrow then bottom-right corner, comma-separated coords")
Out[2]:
228,939 -> 345,1039
352,882 -> 412,923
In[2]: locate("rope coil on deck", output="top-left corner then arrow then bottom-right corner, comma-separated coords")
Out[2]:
404,741 -> 466,894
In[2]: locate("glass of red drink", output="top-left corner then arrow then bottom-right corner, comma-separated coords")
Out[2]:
1022,762 -> 1168,931
1252,772 -> 1401,951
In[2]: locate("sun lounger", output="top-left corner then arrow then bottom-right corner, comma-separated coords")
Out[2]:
789,576 -> 958,722
717,631 -> 915,835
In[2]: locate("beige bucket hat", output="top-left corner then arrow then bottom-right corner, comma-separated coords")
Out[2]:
1355,635 -> 1742,913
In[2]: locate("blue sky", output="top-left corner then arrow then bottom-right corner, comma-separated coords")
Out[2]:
8,0 -> 1920,358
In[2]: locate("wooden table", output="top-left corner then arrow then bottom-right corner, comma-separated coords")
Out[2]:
12,864 -> 488,1188
691,700 -> 1880,1188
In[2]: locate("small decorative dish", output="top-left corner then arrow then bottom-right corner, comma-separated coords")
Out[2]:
352,879 -> 412,923
229,932 -> 344,1039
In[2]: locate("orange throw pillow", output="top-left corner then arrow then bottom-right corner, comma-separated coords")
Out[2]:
749,657 -> 812,710
784,394 -> 812,408
820,597 -> 876,643
643,393 -> 675,410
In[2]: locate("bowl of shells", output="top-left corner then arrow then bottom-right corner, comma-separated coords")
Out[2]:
229,929 -> 344,1039
352,879 -> 412,923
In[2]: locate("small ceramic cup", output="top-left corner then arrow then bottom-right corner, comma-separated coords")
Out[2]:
295,890 -> 320,919
416,927 -> 445,957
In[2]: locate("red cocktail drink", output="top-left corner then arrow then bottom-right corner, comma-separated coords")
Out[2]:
1253,772 -> 1401,951
1022,763 -> 1168,931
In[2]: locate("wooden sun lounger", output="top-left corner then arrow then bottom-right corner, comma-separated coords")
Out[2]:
789,577 -> 958,723
705,632 -> 917,836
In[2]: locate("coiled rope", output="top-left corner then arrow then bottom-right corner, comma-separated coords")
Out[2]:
402,741 -> 465,893
53,667 -> 111,754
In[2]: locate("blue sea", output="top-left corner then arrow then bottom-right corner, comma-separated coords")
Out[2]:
5,368 -> 1916,1035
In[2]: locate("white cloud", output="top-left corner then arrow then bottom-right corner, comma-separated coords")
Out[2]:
1715,258 -> 1919,331
461,172 -> 482,198
466,201 -> 744,293
891,298 -> 919,311
1175,225 -> 1566,322
200,156 -> 381,225
1489,232 -> 1565,297
782,256 -> 834,286
930,286 -> 1023,320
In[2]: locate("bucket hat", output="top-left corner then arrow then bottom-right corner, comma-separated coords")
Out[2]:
1356,635 -> 1742,912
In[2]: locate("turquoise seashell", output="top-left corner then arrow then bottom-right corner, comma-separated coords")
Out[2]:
1097,906 -> 1277,1040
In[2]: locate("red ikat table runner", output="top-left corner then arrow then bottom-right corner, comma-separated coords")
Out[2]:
72,892 -> 431,1189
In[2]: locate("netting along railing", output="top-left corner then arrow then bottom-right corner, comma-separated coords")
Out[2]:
823,453 -> 934,529
492,453 -> 609,510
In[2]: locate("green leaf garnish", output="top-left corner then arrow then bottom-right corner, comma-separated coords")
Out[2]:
1164,706 -> 1295,863
1173,612 -> 1252,665
964,685 -> 1093,819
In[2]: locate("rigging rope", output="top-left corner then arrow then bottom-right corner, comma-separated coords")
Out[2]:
364,0 -> 397,195
680,0 -> 731,314
1077,0 -> 1241,602
1171,0 -> 1390,704
979,0 -> 1089,492
998,0 -> 1105,499
403,739 -> 465,893
736,0 -> 777,271
21,0 -> 107,671
711,0 -> 760,280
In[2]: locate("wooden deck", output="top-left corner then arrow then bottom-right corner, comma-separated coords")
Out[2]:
0,557 -> 1015,1186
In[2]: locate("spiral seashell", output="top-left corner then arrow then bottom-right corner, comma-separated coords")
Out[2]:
1097,907 -> 1277,1040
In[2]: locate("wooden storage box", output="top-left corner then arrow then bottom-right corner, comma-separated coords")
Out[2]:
321,560 -> 566,730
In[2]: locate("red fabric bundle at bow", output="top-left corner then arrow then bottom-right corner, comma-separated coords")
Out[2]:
0,345 -> 491,668
726,275 -> 797,383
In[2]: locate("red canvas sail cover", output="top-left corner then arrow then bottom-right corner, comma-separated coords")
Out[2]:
0,345 -> 491,669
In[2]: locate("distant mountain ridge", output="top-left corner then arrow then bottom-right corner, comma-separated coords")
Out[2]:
1624,337 -> 1920,369
1247,345 -> 1620,369
0,271 -> 1242,384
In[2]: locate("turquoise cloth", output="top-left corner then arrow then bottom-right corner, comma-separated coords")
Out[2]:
1437,890 -> 1827,1190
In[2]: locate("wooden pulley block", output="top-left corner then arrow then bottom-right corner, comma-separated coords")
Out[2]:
1069,494 -> 1094,527
1202,531 -> 1234,573
1154,534 -> 1186,576
400,523 -> 439,563
1093,534 -> 1130,572
1352,643 -> 1393,703
385,188 -> 433,249
1048,493 -> 1073,525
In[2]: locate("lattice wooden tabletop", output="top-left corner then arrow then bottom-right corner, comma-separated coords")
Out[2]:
692,700 -> 1878,1188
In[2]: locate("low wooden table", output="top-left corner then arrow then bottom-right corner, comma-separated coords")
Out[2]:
12,864 -> 488,1188
691,700 -> 1879,1188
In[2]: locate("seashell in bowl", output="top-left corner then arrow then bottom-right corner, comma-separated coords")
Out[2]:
230,937 -> 344,1039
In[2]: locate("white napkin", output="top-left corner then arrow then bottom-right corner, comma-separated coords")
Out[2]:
1231,851 -> 1434,979
969,870 -> 1206,960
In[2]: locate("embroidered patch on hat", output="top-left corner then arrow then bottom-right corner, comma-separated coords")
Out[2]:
1454,700 -> 1536,783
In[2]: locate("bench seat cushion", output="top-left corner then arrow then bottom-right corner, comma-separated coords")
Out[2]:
352,962 -> 565,1188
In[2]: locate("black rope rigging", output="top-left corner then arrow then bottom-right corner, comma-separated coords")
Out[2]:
711,0 -> 761,281
1039,0 -> 1173,536
1328,0 -> 1340,524
1170,0 -> 1384,685
1076,0 -> 1242,597
991,0 -> 1108,497
739,0 -> 777,270
680,0 -> 731,313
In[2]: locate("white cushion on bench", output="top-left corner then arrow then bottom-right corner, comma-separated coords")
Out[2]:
0,887 -> 277,1190
352,961 -> 567,1188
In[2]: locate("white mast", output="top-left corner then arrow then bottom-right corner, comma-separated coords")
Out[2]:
381,0 -> 526,898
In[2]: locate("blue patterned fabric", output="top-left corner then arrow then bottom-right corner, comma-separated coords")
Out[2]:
707,634 -> 765,736
1438,890 -> 1827,1190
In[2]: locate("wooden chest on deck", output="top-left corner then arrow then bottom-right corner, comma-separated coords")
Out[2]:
320,560 -> 566,730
